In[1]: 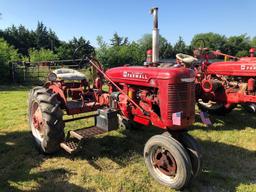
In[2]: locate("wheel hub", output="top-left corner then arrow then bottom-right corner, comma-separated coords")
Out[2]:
31,102 -> 45,140
153,147 -> 177,176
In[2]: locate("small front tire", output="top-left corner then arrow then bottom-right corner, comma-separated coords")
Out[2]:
144,134 -> 192,190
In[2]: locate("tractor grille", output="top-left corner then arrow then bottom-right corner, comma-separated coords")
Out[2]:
167,83 -> 194,119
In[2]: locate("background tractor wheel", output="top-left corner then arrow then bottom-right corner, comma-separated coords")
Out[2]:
163,132 -> 202,179
241,103 -> 256,113
28,86 -> 65,154
144,134 -> 192,190
197,99 -> 236,115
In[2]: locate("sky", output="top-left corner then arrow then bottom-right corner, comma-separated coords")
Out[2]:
0,0 -> 255,46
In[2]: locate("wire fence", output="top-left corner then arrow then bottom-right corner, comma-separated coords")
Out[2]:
10,59 -> 89,85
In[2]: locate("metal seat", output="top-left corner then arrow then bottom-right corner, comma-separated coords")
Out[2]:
52,68 -> 86,81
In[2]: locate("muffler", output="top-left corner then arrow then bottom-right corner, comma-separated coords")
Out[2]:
150,7 -> 159,63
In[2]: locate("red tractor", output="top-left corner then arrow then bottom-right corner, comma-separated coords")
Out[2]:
28,8 -> 201,190
176,39 -> 256,115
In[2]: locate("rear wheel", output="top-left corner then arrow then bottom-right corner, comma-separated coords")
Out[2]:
197,99 -> 236,115
28,86 -> 65,154
144,134 -> 192,190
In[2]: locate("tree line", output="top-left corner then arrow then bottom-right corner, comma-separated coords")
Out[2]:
0,22 -> 256,81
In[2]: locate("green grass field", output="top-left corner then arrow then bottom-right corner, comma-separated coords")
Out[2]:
0,85 -> 255,192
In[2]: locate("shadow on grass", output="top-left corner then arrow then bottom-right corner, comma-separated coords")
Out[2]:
58,125 -> 255,192
0,131 -> 95,192
0,126 -> 255,191
194,107 -> 256,131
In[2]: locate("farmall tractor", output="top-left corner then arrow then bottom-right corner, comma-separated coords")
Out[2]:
28,8 -> 201,190
176,39 -> 256,115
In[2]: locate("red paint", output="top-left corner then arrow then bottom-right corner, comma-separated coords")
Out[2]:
194,47 -> 256,109
106,66 -> 195,130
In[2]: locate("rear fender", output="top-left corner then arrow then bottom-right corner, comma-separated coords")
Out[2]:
48,84 -> 67,105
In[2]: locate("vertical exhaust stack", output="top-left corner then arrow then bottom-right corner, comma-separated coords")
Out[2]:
150,7 -> 159,63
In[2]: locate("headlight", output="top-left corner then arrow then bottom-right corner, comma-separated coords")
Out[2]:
48,72 -> 57,81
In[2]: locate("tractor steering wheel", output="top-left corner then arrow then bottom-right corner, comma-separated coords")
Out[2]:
72,45 -> 95,68
193,39 -> 213,62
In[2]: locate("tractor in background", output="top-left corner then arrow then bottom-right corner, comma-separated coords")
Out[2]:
28,8 -> 201,190
176,39 -> 256,115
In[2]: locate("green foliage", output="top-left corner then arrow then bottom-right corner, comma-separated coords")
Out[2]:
96,38 -> 144,68
251,36 -> 256,47
138,33 -> 174,59
191,32 -> 227,52
110,32 -> 128,46
173,36 -> 190,55
225,34 -> 251,56
57,37 -> 95,60
0,38 -> 19,82
29,48 -> 59,62
0,22 -> 61,56
35,22 -> 61,50
236,50 -> 249,57
191,33 -> 253,57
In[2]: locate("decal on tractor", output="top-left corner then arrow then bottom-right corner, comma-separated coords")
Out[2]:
123,71 -> 148,79
241,64 -> 256,70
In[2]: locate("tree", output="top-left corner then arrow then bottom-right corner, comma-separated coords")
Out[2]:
191,32 -> 227,52
110,32 -> 128,46
0,38 -> 19,82
96,35 -> 144,68
35,22 -> 61,50
225,34 -> 251,56
29,48 -> 59,62
57,37 -> 95,60
138,33 -> 174,59
173,36 -> 187,55
0,22 -> 61,55
0,25 -> 36,55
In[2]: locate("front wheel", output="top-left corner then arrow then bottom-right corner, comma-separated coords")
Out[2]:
144,134 -> 192,190
164,132 -> 202,179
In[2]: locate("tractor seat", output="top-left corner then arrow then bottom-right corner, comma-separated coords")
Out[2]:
52,68 -> 86,81
176,53 -> 198,67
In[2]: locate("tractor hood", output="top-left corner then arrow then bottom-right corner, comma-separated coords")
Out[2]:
106,65 -> 195,87
207,60 -> 256,76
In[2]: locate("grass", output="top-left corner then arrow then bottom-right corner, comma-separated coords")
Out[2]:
0,85 -> 255,192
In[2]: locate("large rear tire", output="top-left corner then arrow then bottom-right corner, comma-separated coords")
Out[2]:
28,86 -> 65,154
144,134 -> 192,190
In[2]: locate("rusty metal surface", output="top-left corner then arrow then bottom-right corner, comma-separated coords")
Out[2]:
153,147 -> 177,176
60,138 -> 79,154
75,126 -> 106,139
61,127 -> 106,154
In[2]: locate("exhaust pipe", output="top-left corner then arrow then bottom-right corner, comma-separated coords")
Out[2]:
150,7 -> 159,63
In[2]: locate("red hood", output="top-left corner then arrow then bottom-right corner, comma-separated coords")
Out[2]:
106,66 -> 195,87
207,60 -> 256,76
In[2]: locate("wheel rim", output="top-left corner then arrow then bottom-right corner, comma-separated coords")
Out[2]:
151,146 -> 177,179
31,101 -> 45,142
